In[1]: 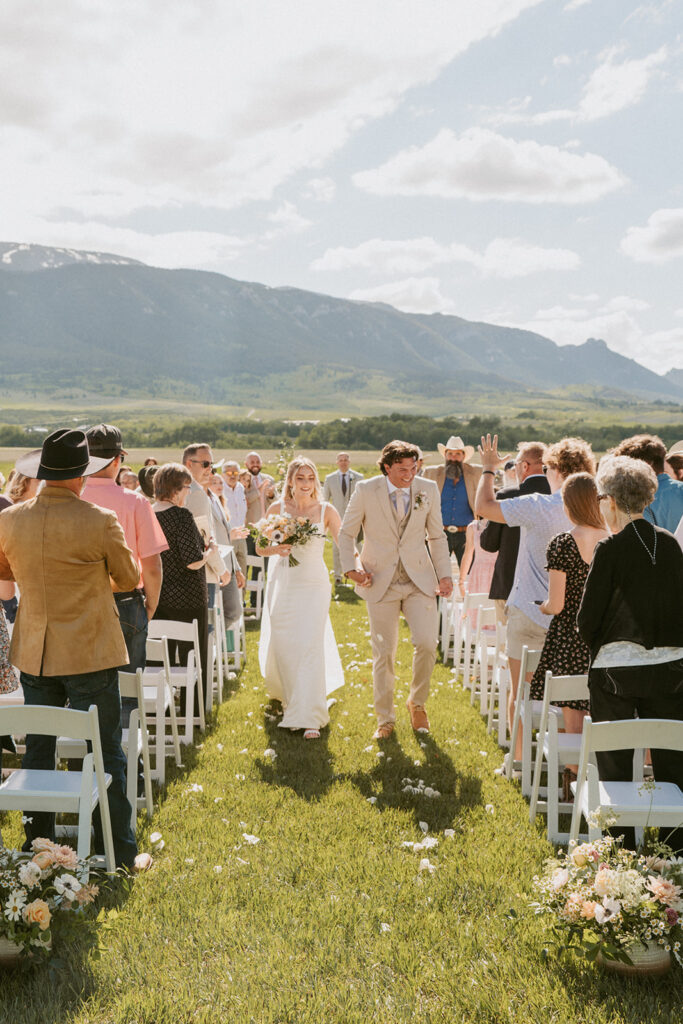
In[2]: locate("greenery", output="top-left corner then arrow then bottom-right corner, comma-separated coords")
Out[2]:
1,411 -> 682,456
0,583 -> 679,1022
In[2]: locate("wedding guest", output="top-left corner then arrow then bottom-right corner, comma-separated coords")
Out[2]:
117,466 -> 138,490
476,434 -> 595,762
137,465 -> 158,500
208,471 -> 245,626
7,472 -> 40,505
459,518 -> 497,619
423,435 -> 482,566
480,442 -> 549,625
0,429 -> 143,870
82,424 -> 167,720
665,441 -> 683,481
612,433 -> 683,533
153,463 -> 211,709
578,455 -> 683,853
244,452 -> 275,607
531,473 -> 608,781
221,460 -> 248,576
322,452 -> 363,584
0,581 -> 19,768
143,457 -> 158,467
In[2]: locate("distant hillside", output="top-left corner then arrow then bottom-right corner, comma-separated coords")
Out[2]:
0,242 -> 680,411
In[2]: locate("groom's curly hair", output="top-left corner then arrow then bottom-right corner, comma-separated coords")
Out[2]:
378,440 -> 420,476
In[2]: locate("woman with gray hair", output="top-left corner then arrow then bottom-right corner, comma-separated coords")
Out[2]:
578,455 -> 683,852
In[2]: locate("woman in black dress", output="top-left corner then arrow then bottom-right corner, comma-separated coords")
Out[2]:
531,472 -> 608,740
153,463 -> 213,707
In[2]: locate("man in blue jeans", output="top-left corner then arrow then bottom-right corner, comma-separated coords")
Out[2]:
0,429 -> 148,871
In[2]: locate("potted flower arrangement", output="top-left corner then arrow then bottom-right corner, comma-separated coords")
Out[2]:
531,835 -> 683,976
0,839 -> 100,965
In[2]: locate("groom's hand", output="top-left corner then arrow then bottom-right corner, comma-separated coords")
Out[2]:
436,577 -> 453,597
346,569 -> 372,587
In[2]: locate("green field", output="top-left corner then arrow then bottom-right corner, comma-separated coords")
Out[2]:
0,582 -> 680,1022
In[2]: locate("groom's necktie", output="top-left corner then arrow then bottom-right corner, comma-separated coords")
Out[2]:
390,489 -> 409,518
341,473 -> 347,497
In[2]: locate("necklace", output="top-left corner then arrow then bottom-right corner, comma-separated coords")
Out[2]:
629,519 -> 657,566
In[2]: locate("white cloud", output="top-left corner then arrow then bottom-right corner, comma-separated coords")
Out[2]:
507,301 -> 680,372
487,46 -> 667,126
303,177 -> 337,202
349,277 -> 455,314
564,0 -> 592,9
353,128 -> 625,203
312,235 -> 579,278
577,46 -> 667,121
553,54 -> 572,67
0,0 -> 545,233
620,208 -> 683,262
266,202 -> 312,234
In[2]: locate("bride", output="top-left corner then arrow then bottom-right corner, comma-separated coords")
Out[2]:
257,457 -> 345,739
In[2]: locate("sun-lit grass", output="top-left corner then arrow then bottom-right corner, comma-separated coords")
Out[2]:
0,584 -> 680,1022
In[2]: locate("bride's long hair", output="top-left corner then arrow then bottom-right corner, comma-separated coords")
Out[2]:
283,457 -> 323,503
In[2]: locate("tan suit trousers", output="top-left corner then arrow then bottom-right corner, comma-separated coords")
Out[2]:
366,580 -> 439,726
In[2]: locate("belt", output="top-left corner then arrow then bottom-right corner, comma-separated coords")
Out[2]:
114,590 -> 144,601
445,526 -> 467,533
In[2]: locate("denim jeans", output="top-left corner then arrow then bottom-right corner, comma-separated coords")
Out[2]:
20,667 -> 138,869
115,590 -> 148,729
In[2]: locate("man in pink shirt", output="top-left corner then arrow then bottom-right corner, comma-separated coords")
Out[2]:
82,426 -> 168,698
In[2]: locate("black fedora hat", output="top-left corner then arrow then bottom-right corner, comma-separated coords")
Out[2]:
15,429 -> 113,481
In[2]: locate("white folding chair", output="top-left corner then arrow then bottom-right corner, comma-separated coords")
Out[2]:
0,704 -> 115,873
507,646 -> 553,792
206,597 -> 225,711
486,622 -> 509,746
245,554 -> 265,619
118,669 -> 153,830
459,592 -> 490,692
224,610 -> 246,673
446,595 -> 464,667
147,619 -> 205,740
570,718 -> 683,846
470,605 -> 498,713
529,672 -> 589,843
144,636 -> 182,771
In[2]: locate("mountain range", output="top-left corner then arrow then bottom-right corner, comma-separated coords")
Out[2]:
1,241 -> 681,413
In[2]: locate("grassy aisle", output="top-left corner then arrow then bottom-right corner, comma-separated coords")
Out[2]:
1,588 -> 680,1023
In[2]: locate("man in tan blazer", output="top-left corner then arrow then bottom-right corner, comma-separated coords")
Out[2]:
0,429 -> 144,869
339,440 -> 452,740
423,435 -> 482,566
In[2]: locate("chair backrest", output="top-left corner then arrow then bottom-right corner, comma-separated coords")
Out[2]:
146,636 -> 172,678
0,703 -> 100,742
474,605 -> 497,638
545,671 -> 589,706
246,555 -> 264,572
118,668 -> 145,706
519,645 -> 542,679
583,717 -> 683,755
148,619 -> 198,643
462,591 -> 489,615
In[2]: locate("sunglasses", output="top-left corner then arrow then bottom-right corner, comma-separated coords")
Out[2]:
189,459 -> 212,469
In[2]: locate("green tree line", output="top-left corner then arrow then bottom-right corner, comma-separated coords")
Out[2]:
0,414 -> 681,452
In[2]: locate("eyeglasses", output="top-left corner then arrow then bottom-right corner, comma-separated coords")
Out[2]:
224,471 -> 238,477
189,460 -> 212,469
542,465 -> 549,474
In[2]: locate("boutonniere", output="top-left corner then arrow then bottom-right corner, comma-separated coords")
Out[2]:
413,490 -> 429,510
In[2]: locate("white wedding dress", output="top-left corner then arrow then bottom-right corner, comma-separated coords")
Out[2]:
259,503 -> 344,730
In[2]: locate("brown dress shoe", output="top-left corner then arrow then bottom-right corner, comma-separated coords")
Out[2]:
406,700 -> 430,733
373,723 -> 394,740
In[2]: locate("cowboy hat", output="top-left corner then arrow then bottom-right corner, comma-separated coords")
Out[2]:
666,440 -> 683,458
15,429 -> 113,481
437,435 -> 475,461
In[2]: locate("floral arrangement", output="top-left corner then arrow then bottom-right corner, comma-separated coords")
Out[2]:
413,490 -> 429,510
249,512 -> 320,567
531,835 -> 683,966
0,839 -> 100,958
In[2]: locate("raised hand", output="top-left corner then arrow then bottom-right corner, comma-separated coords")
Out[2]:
478,433 -> 511,471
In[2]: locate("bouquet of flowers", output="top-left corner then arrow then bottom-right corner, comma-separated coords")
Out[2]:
249,512 -> 320,566
531,835 -> 683,967
0,839 -> 100,959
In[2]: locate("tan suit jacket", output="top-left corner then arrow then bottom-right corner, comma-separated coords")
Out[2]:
322,469 -> 363,517
0,487 -> 140,676
338,476 -> 450,603
423,461 -> 482,517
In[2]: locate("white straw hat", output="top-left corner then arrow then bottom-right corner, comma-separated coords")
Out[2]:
436,435 -> 475,461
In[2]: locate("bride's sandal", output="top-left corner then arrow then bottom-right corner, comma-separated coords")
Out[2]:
303,729 -> 320,740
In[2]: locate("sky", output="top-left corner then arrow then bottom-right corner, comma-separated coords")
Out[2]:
1,0 -> 682,374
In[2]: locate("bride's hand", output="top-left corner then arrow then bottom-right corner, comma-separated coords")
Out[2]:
275,543 -> 292,556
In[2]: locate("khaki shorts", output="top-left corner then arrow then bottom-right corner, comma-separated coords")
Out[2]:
505,604 -> 548,661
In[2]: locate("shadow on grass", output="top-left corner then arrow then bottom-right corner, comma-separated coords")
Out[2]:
348,731 -> 483,830
255,702 -> 336,801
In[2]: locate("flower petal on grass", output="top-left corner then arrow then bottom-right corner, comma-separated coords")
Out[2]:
242,834 -> 260,845
418,858 -> 437,874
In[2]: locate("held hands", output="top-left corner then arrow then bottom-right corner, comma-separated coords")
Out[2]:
478,433 -> 511,472
236,570 -> 246,590
346,569 -> 373,588
436,577 -> 453,598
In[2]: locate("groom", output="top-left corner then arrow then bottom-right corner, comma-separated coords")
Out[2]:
339,440 -> 452,740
